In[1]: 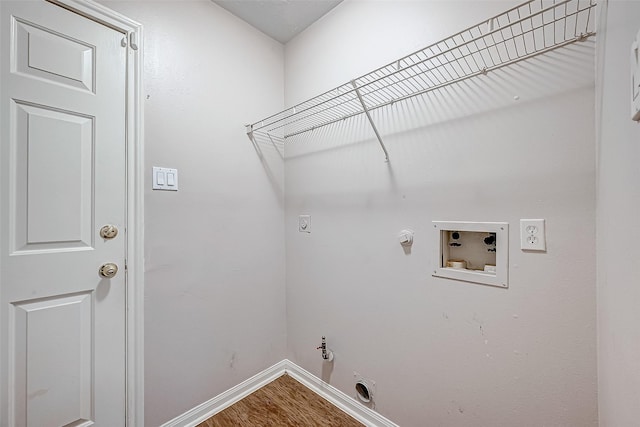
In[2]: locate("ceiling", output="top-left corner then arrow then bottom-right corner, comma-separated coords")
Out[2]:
212,0 -> 343,44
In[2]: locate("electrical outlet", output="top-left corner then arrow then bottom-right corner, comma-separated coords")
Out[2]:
520,219 -> 546,251
299,215 -> 311,233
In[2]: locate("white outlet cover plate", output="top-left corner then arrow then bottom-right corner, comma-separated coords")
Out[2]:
520,219 -> 546,251
299,215 -> 311,233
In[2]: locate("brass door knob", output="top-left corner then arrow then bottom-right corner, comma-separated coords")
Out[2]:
100,225 -> 118,239
99,263 -> 118,279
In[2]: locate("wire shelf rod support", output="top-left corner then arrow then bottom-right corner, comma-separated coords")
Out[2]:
351,79 -> 390,162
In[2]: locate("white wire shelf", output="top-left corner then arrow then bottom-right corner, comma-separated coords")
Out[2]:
247,0 -> 596,159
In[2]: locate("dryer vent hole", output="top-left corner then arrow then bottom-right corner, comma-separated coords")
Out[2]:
355,381 -> 371,403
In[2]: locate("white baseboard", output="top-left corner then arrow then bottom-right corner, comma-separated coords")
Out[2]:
160,359 -> 399,427
159,360 -> 287,427
283,361 -> 400,427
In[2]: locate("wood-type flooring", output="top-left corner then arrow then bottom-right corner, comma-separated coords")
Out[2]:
197,374 -> 364,427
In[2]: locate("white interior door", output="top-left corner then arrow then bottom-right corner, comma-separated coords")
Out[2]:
0,1 -> 127,426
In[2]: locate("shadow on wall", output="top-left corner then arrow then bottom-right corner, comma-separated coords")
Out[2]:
248,130 -> 285,203
281,40 -> 594,162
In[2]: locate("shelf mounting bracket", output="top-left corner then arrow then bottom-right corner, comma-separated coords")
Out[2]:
246,124 -> 263,159
351,80 -> 390,162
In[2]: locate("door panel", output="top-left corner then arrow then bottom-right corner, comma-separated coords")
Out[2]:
12,101 -> 94,252
1,1 -> 127,426
14,19 -> 95,92
12,292 -> 93,427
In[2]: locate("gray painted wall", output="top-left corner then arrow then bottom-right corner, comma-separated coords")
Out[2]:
99,2 -> 286,425
597,1 -> 640,425
285,1 -> 597,425
97,1 -> 605,425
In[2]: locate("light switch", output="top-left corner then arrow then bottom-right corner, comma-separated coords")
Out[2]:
152,167 -> 178,191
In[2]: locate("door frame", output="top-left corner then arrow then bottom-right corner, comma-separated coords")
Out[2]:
45,0 -> 145,425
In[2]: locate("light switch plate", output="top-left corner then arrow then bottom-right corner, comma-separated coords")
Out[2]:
152,167 -> 178,191
520,219 -> 546,251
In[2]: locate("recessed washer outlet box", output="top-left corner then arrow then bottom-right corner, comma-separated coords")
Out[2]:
432,221 -> 509,288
